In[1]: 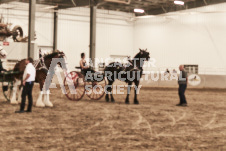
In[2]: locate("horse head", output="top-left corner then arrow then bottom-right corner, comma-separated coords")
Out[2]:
0,45 -> 7,59
43,50 -> 67,70
139,48 -> 150,61
55,50 -> 65,58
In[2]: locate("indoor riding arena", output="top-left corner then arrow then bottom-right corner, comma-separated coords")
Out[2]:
0,0 -> 226,150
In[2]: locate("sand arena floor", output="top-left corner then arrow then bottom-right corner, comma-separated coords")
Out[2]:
0,85 -> 226,150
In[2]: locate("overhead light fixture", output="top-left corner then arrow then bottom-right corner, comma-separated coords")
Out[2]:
136,15 -> 155,19
174,0 -> 184,5
43,5 -> 58,9
134,8 -> 145,13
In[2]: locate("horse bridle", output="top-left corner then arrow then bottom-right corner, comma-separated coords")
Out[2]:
59,53 -> 66,59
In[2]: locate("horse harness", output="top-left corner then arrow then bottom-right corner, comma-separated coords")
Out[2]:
120,61 -> 142,74
33,56 -> 48,71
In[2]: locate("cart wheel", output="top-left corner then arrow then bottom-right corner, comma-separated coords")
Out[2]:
2,81 -> 13,102
64,71 -> 85,101
86,77 -> 106,100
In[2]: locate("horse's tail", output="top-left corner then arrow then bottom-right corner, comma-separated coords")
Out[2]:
13,62 -> 20,71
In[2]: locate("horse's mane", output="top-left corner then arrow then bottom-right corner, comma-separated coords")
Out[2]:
131,52 -> 142,62
130,50 -> 148,68
133,52 -> 141,59
44,51 -> 60,60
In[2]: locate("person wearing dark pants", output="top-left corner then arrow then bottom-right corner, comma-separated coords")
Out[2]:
20,82 -> 34,112
177,65 -> 188,107
15,57 -> 36,113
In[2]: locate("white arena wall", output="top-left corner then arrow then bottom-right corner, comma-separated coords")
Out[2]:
134,3 -> 226,75
0,2 -> 226,75
0,2 -> 134,70
57,8 -> 134,70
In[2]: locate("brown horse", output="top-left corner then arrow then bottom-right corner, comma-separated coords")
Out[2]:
10,51 -> 67,107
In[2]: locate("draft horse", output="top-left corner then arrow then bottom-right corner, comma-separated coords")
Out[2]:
104,49 -> 150,104
10,51 -> 67,107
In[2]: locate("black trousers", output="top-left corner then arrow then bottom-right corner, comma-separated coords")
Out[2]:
20,82 -> 34,111
178,84 -> 187,104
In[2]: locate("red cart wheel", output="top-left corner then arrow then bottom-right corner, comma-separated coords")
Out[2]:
64,71 -> 85,101
86,77 -> 106,100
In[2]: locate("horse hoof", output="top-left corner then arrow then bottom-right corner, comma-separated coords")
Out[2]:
125,101 -> 129,104
36,102 -> 45,107
44,101 -> 53,107
105,95 -> 109,102
10,100 -> 18,105
134,101 -> 139,105
111,99 -> 115,103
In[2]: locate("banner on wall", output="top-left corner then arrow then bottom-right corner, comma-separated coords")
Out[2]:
3,42 -> 9,46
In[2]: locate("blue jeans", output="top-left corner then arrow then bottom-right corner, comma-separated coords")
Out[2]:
178,84 -> 187,104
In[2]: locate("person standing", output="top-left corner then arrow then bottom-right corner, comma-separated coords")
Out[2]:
15,57 -> 36,113
177,65 -> 188,106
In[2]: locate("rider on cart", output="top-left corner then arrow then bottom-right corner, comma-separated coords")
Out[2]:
80,53 -> 95,77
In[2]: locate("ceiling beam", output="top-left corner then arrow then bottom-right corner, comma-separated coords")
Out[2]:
1,0 -> 225,13
14,0 -> 97,9
0,0 -> 18,4
146,0 -> 226,15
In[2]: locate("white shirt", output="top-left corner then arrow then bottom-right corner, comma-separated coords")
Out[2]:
23,63 -> 36,82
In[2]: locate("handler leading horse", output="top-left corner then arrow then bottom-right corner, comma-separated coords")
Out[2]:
10,51 -> 67,107
0,45 -> 7,71
104,49 -> 150,104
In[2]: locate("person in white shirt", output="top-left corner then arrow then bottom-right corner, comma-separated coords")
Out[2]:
15,57 -> 36,113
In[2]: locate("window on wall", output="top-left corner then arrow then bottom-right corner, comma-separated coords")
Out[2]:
184,65 -> 198,74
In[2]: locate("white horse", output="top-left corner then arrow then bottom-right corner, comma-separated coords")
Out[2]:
0,45 -> 7,59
